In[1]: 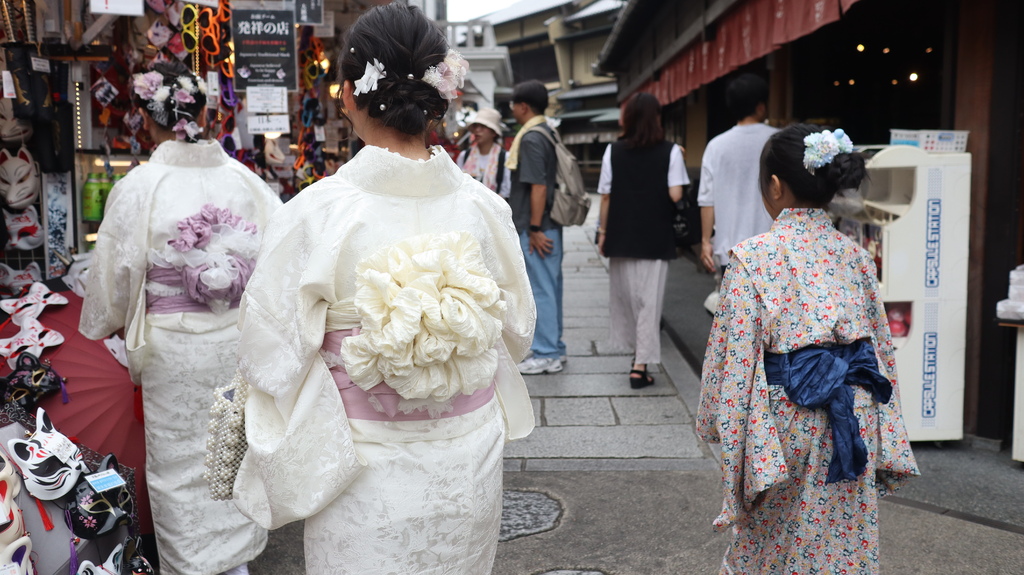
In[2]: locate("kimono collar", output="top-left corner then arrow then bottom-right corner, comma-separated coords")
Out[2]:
149,139 -> 231,168
772,208 -> 833,231
340,145 -> 463,197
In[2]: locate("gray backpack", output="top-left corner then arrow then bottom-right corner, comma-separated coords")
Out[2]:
526,126 -> 591,227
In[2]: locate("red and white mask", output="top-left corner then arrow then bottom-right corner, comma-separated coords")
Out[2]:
0,99 -> 32,144
4,205 -> 44,250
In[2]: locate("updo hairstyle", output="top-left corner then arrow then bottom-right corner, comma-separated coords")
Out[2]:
131,61 -> 207,141
339,3 -> 450,135
759,123 -> 868,206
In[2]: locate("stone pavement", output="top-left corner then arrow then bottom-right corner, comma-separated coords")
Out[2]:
250,202 -> 1024,574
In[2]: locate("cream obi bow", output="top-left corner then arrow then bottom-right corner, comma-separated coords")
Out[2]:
340,231 -> 506,402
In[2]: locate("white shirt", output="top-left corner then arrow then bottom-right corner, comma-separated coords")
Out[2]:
596,143 -> 689,195
697,123 -> 778,266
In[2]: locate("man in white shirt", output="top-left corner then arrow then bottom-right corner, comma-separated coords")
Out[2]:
698,73 -> 777,275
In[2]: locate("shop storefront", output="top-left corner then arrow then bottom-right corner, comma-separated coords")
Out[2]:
599,0 -> 1024,445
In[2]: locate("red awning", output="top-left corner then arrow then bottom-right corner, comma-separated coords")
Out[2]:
635,0 -> 859,105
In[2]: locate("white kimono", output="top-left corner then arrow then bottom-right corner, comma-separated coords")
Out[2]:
80,140 -> 281,575
233,145 -> 536,574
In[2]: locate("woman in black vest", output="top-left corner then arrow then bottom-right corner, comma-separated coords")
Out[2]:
597,92 -> 688,388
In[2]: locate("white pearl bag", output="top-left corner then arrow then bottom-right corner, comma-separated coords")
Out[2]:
203,372 -> 250,500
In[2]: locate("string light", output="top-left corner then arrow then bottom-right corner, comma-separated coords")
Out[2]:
833,80 -> 840,86
848,79 -> 855,85
856,44 -> 865,52
74,82 -> 83,149
882,47 -> 890,54
909,73 -> 919,82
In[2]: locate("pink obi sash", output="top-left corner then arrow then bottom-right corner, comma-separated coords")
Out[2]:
322,329 -> 495,422
146,266 -> 241,315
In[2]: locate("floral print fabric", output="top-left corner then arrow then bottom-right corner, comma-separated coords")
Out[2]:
698,208 -> 919,575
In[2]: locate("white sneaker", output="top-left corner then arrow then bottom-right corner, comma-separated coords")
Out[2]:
518,356 -> 563,375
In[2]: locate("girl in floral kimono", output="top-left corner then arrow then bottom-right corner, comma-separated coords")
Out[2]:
698,124 -> 919,574
230,4 -> 536,574
80,62 -> 281,575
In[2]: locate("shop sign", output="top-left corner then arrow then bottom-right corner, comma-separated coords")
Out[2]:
295,0 -> 324,25
247,86 -> 289,114
232,9 -> 297,91
90,0 -> 144,16
313,10 -> 335,38
247,114 -> 291,134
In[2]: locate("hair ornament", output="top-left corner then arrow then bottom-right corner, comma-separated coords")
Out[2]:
349,47 -> 356,53
353,58 -> 387,97
803,128 -> 854,174
380,104 -> 386,111
407,73 -> 415,80
172,119 -> 202,141
421,49 -> 468,101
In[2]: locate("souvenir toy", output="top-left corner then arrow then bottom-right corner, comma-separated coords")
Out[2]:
1,351 -> 67,409
0,99 -> 32,143
0,453 -> 24,546
67,453 -> 134,539
0,316 -> 65,368
0,535 -> 31,575
0,262 -> 42,296
7,408 -> 87,501
4,205 -> 44,250
77,542 -> 124,575
123,537 -> 154,575
0,281 -> 68,325
0,146 -> 40,209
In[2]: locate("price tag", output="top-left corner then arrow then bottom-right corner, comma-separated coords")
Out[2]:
314,125 -> 325,142
0,562 -> 21,575
247,86 -> 288,114
247,114 -> 290,134
30,57 -> 50,73
205,72 -> 220,108
2,72 -> 15,99
85,468 -> 127,493
40,433 -> 78,464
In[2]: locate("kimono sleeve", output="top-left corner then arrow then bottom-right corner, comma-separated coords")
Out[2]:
480,191 -> 537,440
859,256 -> 920,493
231,201 -> 364,529
698,255 -> 786,531
79,179 -> 146,340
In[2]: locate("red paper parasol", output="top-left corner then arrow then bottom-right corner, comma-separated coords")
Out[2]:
0,290 -> 153,534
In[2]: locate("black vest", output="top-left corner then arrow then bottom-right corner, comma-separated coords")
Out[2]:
604,140 -> 677,260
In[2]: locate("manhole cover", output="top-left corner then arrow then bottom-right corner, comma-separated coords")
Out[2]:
500,490 -> 563,541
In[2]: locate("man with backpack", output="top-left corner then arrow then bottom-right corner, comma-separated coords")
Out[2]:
507,79 -> 567,375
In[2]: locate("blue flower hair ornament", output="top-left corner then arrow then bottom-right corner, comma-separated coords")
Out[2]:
803,129 -> 854,174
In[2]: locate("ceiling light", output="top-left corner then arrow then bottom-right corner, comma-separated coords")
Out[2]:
856,44 -> 865,52
848,79 -> 855,85
882,47 -> 890,54
909,73 -> 919,82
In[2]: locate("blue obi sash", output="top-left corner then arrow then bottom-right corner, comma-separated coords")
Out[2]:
763,339 -> 892,484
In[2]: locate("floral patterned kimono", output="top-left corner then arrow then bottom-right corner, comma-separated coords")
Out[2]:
232,145 -> 536,574
698,208 -> 919,575
81,140 -> 282,575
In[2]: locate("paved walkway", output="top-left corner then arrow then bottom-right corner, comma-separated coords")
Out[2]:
251,201 -> 1024,574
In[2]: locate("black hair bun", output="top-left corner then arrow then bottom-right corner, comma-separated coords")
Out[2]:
821,152 -> 868,192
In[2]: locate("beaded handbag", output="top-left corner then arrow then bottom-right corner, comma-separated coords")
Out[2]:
203,372 -> 250,501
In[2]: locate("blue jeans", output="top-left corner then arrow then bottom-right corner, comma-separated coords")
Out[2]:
520,229 -> 566,359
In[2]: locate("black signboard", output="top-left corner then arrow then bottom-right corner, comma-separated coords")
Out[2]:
295,0 -> 324,25
232,9 -> 297,91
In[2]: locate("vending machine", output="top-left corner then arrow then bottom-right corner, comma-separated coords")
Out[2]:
833,145 -> 971,441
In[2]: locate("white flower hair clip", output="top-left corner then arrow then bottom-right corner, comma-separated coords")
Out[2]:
803,129 -> 854,174
422,49 -> 469,101
354,58 -> 387,97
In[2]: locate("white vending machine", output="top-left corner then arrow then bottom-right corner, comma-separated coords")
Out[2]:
833,145 -> 971,441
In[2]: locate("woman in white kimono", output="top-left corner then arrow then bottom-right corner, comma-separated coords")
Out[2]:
231,4 -> 536,574
80,62 -> 281,575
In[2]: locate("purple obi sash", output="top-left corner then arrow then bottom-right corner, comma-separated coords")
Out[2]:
146,266 -> 241,314
322,329 -> 496,422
